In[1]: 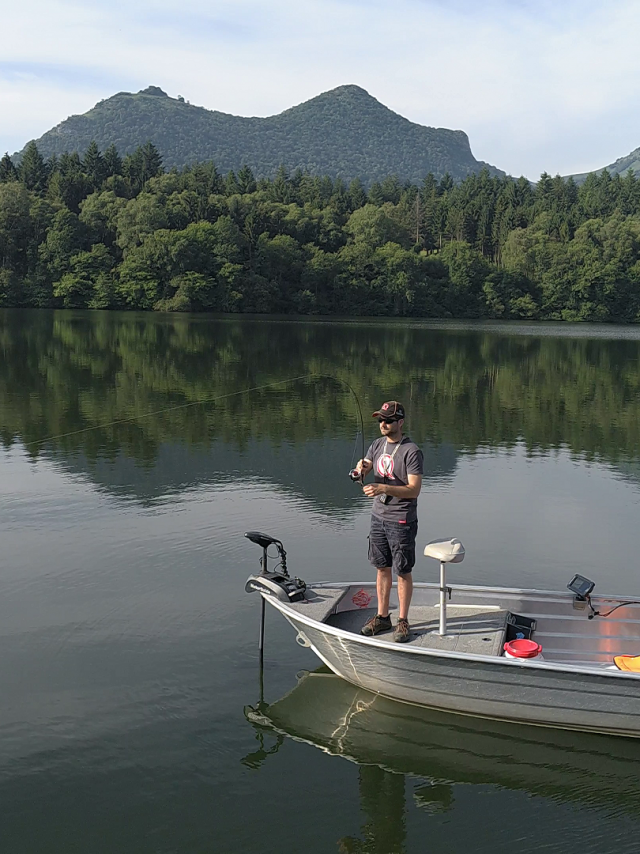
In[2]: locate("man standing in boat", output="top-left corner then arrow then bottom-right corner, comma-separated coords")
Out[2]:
354,401 -> 423,642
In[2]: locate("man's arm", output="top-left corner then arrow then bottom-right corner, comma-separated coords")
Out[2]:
363,474 -> 422,499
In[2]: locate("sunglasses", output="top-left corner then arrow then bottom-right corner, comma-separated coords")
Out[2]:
378,417 -> 398,425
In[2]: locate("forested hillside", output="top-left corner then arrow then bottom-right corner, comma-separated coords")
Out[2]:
16,85 -> 501,184
1,139 -> 640,321
570,146 -> 640,184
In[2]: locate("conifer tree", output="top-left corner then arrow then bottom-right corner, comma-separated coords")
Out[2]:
438,173 -> 454,194
139,142 -> 163,183
237,164 -> 256,194
224,170 -> 241,195
348,178 -> 367,210
103,144 -> 123,178
270,165 -> 291,203
83,141 -> 106,189
0,153 -> 17,182
19,142 -> 48,193
368,182 -> 384,206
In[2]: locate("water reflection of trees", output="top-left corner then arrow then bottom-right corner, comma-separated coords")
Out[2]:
2,310 -> 640,464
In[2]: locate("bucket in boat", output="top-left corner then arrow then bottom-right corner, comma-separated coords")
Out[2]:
503,638 -> 543,660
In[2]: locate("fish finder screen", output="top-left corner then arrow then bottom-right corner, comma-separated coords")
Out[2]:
567,574 -> 595,600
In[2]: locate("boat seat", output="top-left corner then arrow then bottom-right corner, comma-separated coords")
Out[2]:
423,538 -> 465,563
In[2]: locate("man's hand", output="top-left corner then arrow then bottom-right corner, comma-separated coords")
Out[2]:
355,459 -> 372,477
363,475 -> 422,500
363,483 -> 385,497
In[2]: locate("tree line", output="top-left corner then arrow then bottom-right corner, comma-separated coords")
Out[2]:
1,140 -> 640,320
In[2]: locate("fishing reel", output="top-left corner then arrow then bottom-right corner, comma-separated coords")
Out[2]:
348,468 -> 362,482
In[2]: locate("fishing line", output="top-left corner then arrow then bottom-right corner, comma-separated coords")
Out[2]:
19,373 -> 367,469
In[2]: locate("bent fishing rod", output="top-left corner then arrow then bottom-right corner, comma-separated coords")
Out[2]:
20,373 -> 368,479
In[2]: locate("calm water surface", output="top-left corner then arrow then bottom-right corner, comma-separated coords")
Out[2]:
3,310 -> 640,853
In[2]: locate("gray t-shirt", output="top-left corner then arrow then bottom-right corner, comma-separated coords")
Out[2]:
365,436 -> 424,523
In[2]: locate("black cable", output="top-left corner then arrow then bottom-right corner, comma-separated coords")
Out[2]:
587,597 -> 640,619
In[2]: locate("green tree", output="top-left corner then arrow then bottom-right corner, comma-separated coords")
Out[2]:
83,141 -> 106,190
39,208 -> 86,281
348,178 -> 367,211
48,152 -> 89,212
0,153 -> 17,182
345,204 -> 410,247
237,165 -> 257,194
19,142 -> 48,193
225,170 -> 241,195
54,243 -> 115,308
440,241 -> 491,317
116,193 -> 170,253
123,142 -> 163,194
79,190 -> 127,247
103,143 -> 123,178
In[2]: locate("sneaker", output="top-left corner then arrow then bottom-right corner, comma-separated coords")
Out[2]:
394,618 -> 411,643
361,614 -> 392,636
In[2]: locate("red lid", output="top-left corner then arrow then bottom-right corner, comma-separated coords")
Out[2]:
504,639 -> 542,658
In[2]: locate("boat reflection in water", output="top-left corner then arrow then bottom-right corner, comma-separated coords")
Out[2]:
244,667 -> 640,850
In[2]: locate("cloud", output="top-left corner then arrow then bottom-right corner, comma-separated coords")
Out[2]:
1,0 -> 640,178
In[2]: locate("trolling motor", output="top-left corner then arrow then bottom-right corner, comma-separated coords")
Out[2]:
244,531 -> 306,603
244,531 -> 306,678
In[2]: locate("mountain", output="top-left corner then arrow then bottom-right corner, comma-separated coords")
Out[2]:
569,146 -> 640,184
17,84 -> 504,184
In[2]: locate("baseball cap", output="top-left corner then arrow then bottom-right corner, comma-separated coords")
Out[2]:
372,401 -> 405,420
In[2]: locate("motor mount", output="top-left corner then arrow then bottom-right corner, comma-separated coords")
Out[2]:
245,572 -> 306,603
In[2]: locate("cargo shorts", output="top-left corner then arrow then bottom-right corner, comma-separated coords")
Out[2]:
368,515 -> 418,575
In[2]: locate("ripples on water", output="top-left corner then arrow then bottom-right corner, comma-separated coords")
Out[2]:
3,312 -> 640,853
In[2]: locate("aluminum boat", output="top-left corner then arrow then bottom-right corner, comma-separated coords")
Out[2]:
244,531 -> 640,737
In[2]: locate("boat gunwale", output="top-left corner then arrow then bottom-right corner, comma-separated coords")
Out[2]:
306,579 -> 640,606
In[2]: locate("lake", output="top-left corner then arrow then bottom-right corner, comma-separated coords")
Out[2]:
2,309 -> 640,853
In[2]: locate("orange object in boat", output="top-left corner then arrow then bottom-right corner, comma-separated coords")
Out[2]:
613,655 -> 640,672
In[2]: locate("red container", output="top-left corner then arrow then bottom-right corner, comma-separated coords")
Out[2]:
503,639 -> 543,659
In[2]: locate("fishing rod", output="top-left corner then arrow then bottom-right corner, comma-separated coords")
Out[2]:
19,373 -> 368,476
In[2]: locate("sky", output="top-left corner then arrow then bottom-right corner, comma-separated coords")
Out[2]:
1,0 -> 639,180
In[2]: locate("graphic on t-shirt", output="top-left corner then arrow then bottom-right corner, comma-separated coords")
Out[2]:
377,454 -> 395,477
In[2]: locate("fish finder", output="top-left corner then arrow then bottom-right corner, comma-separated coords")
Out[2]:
567,574 -> 595,601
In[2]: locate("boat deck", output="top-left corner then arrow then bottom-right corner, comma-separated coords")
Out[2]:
288,583 -> 640,668
327,606 -> 509,656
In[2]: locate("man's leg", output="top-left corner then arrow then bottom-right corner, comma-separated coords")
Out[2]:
389,520 -> 418,641
376,567 -> 392,617
361,517 -> 394,635
397,572 -> 413,621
